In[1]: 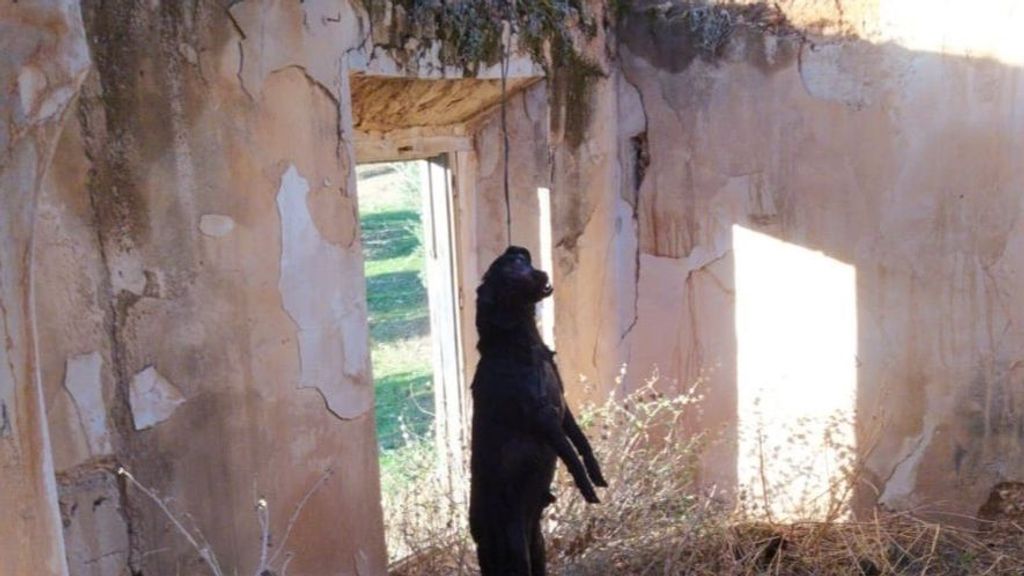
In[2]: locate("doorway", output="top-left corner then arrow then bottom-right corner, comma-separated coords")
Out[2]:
356,155 -> 467,561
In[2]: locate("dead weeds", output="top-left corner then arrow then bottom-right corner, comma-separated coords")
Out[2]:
387,373 -> 1024,575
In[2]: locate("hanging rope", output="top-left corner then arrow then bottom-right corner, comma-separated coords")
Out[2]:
500,4 -> 514,246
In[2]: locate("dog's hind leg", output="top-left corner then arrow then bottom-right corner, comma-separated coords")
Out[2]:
527,515 -> 546,576
476,540 -> 496,576
500,518 -> 533,575
472,500 -> 501,575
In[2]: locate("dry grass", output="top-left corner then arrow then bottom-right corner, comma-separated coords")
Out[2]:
386,372 -> 1024,576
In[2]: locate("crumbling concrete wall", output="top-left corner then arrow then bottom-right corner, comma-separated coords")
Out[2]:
454,84 -> 552,375
9,0 -> 1024,571
0,2 -> 90,574
470,84 -> 550,269
614,0 -> 1024,519
31,1 -> 387,574
543,3 -> 640,407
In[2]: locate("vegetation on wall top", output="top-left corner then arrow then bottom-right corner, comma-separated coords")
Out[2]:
362,0 -> 603,147
364,0 -> 596,72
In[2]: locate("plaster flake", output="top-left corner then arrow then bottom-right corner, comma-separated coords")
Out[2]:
0,402 -> 10,437
59,472 -> 129,575
276,165 -> 371,419
39,85 -> 78,123
18,66 -> 47,115
879,423 -> 937,507
62,352 -> 112,457
129,367 -> 186,430
1,1 -> 94,572
16,68 -> 82,125
199,214 -> 236,237
229,0 -> 361,99
0,298 -> 16,438
108,250 -> 147,295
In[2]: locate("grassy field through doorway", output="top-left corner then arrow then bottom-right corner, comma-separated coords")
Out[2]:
356,162 -> 436,496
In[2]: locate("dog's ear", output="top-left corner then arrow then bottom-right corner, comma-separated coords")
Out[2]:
477,280 -> 519,331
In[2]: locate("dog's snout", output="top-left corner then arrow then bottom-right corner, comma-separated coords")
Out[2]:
533,270 -> 553,298
504,245 -> 533,265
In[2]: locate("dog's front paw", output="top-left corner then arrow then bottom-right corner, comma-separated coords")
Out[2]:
585,459 -> 608,488
580,485 -> 601,504
544,491 -> 557,506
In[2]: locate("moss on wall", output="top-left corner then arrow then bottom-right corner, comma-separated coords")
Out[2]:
362,0 -> 602,147
617,1 -> 801,72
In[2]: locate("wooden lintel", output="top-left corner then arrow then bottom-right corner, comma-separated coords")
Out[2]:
355,128 -> 474,163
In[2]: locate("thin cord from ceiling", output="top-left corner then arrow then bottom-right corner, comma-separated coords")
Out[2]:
500,4 -> 514,247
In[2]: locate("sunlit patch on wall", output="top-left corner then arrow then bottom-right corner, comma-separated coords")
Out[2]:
537,187 -> 555,349
733,225 -> 858,521
879,0 -> 1024,66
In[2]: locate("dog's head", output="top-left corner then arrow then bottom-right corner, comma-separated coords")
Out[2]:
476,246 -> 552,333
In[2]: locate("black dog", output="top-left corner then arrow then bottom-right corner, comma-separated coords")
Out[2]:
469,246 -> 607,576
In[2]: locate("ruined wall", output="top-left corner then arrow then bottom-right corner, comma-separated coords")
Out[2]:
542,2 -> 640,407
32,1 -> 387,574
615,0 -> 1024,518
470,84 -> 550,287
9,0 -> 1024,571
0,2 -> 90,574
457,83 -> 551,372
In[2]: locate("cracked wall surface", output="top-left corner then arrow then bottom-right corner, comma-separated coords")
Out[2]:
277,163 -> 371,419
616,0 -> 1024,520
0,1 -> 90,574
458,83 -> 551,374
538,0 -> 639,406
8,0 -> 1024,572
31,1 -> 386,574
18,0 -> 553,572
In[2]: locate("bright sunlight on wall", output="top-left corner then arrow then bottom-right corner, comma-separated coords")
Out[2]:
733,225 -> 858,521
879,0 -> 1024,66
537,187 -> 555,349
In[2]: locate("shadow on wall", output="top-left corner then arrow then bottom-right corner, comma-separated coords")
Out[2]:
615,2 -> 1024,524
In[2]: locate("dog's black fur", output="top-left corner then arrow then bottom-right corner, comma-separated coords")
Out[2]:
469,246 -> 607,576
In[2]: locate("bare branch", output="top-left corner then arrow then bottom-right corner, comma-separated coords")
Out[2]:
268,468 -> 335,568
118,467 -> 226,576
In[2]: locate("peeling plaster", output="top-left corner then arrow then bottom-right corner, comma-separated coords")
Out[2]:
18,66 -> 47,113
16,62 -> 87,127
108,250 -> 147,296
617,70 -> 650,345
229,0 -> 361,100
199,214 -> 236,237
129,366 -> 186,430
1,258 -> 22,439
0,296 -> 17,438
59,471 -> 129,576
2,2 -> 91,571
276,165 -> 371,419
62,352 -> 112,457
0,401 -> 10,438
880,423 -> 937,507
